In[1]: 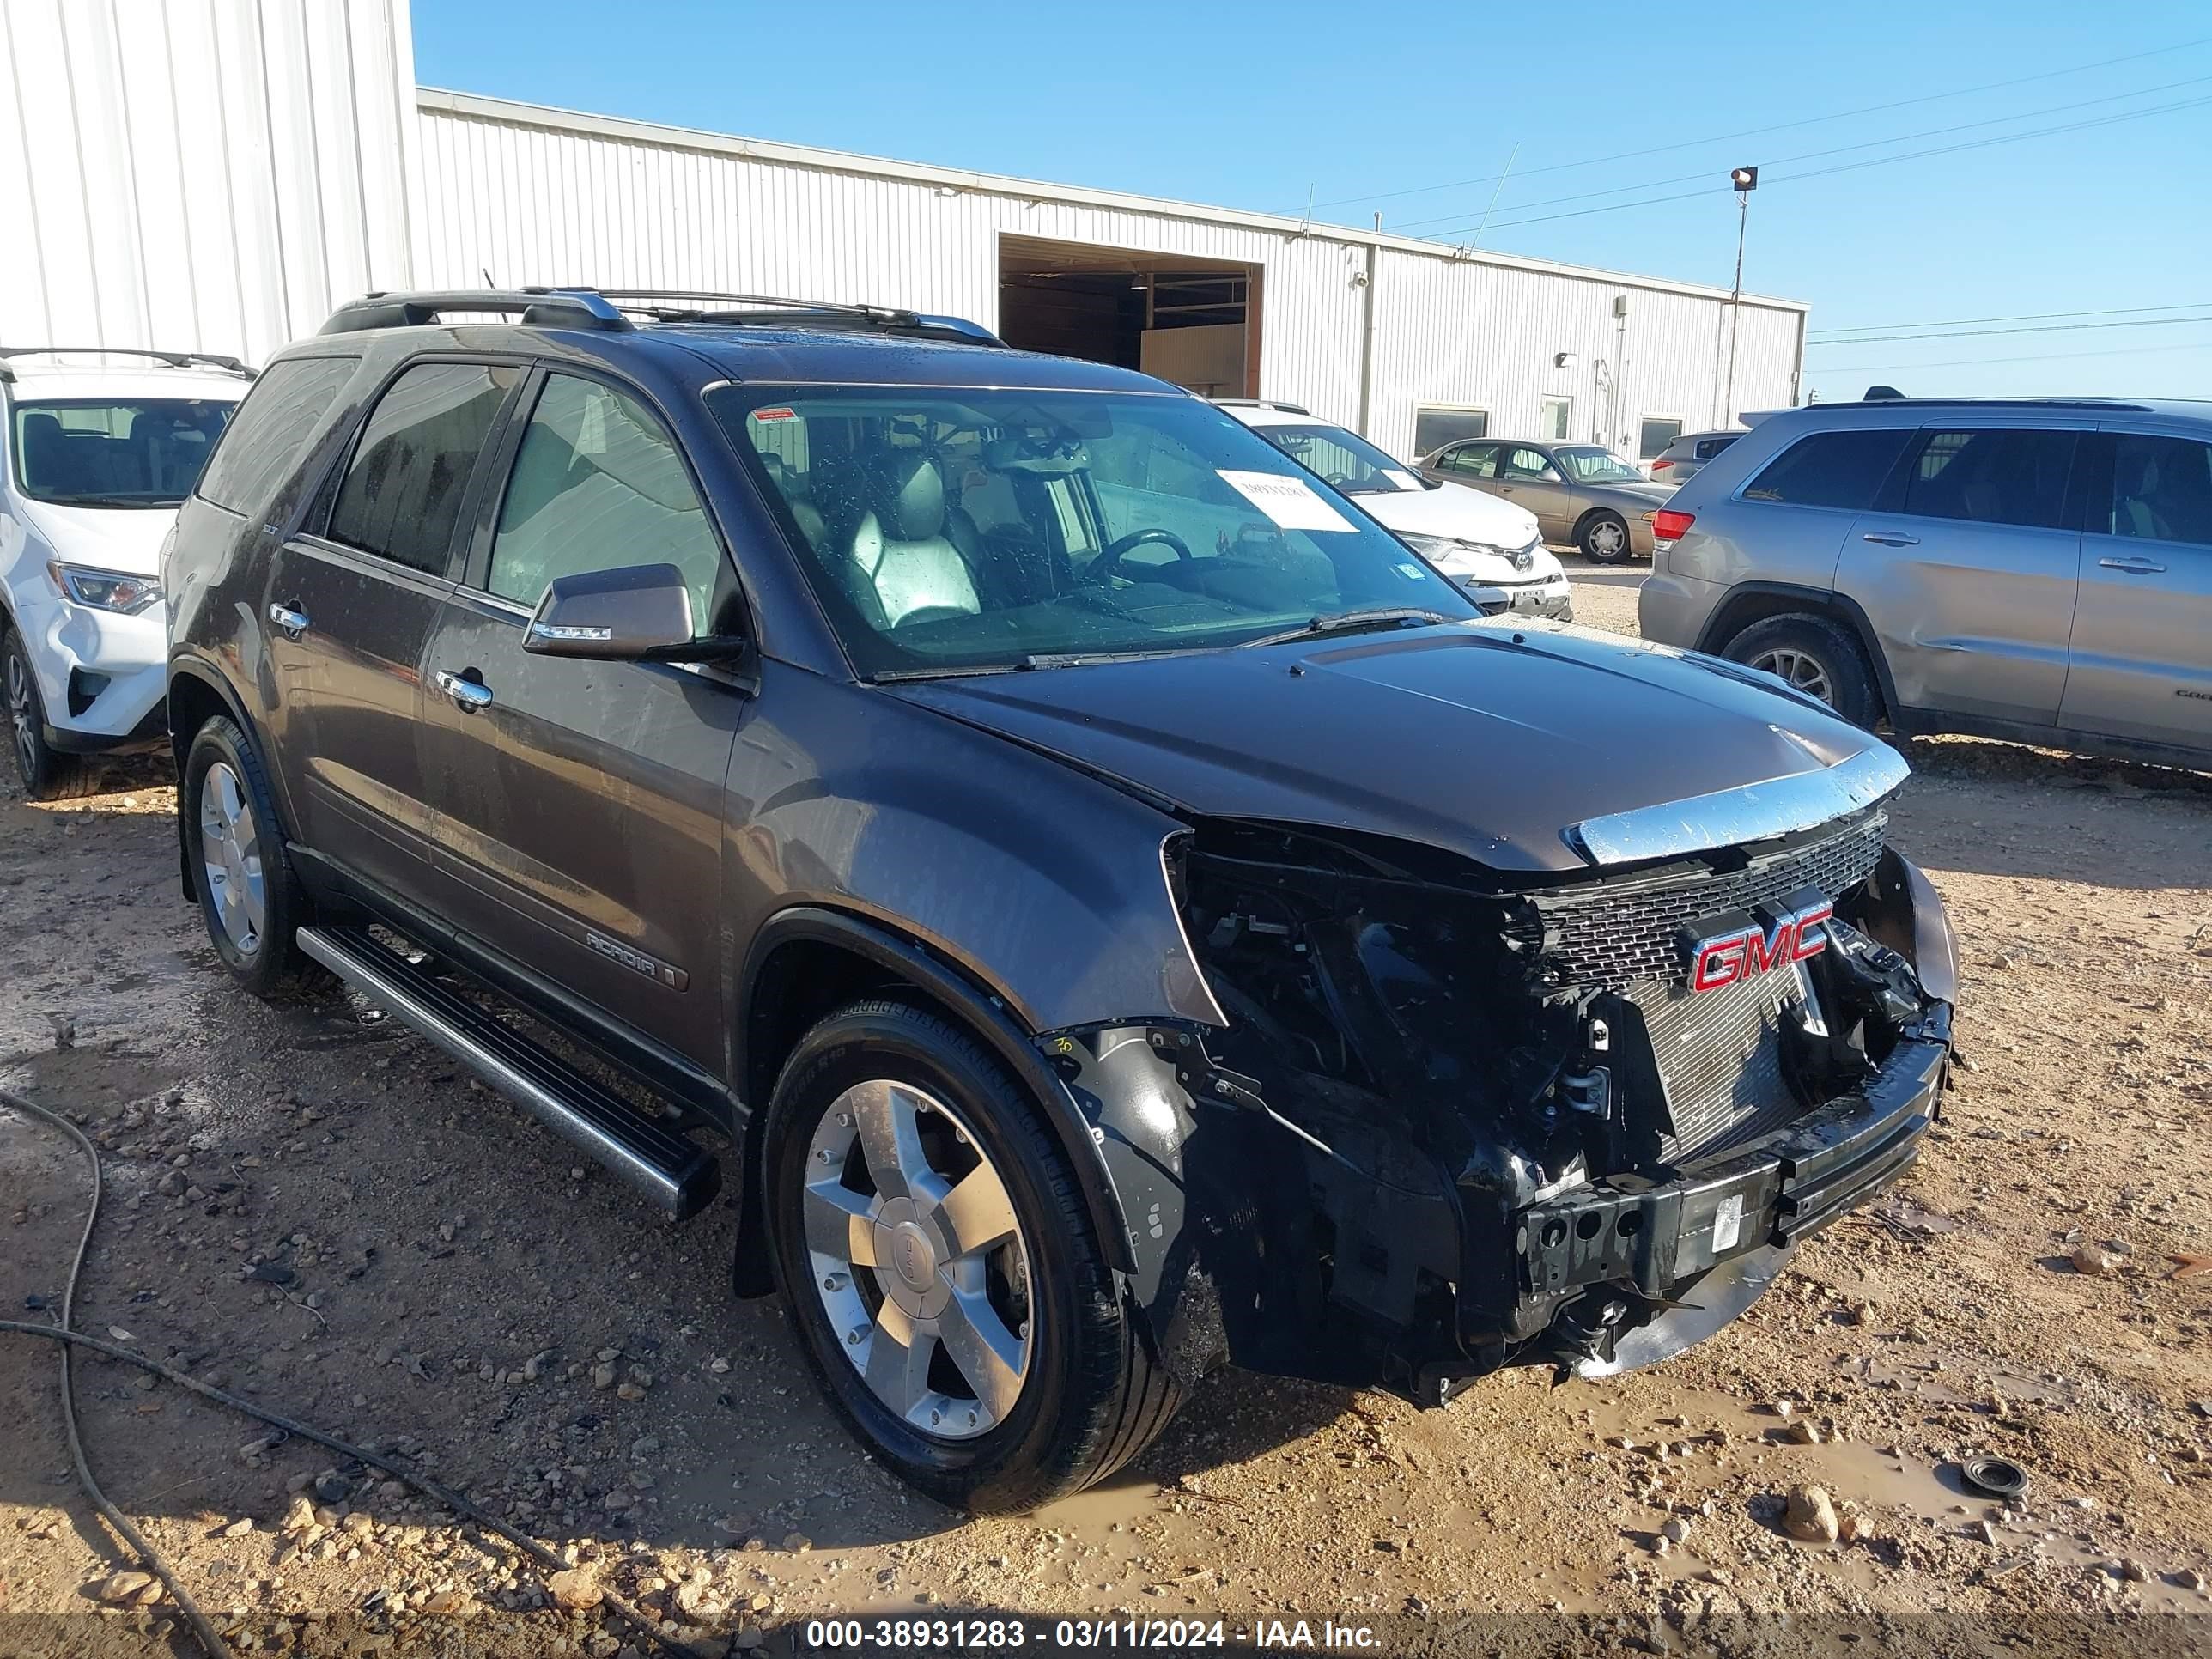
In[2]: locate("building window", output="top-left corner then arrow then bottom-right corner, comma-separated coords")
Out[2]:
1540,396 -> 1572,441
1413,404 -> 1488,457
1638,416 -> 1684,460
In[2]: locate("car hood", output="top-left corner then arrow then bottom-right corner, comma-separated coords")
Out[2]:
16,498 -> 179,575
886,624 -> 1902,876
1358,481 -> 1542,547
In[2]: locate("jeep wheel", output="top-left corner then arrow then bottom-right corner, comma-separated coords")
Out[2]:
3,627 -> 98,801
764,1000 -> 1181,1512
181,716 -> 325,996
1722,613 -> 1881,729
1577,509 -> 1633,564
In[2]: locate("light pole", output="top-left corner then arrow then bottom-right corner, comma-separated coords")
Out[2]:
1721,166 -> 1757,427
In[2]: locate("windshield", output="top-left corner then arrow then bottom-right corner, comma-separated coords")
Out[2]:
1552,445 -> 1644,484
708,386 -> 1474,678
1251,422 -> 1425,496
9,397 -> 236,507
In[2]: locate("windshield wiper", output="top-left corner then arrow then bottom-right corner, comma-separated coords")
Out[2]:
1240,608 -> 1455,650
870,647 -> 1194,684
37,494 -> 179,508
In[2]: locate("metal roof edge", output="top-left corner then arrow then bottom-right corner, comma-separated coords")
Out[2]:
415,88 -> 1811,315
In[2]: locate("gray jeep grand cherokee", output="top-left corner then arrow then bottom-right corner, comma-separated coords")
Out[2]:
164,288 -> 1955,1512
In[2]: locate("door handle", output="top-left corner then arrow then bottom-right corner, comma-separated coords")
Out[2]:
1861,531 -> 1920,547
268,602 -> 309,636
2098,556 -> 2168,574
434,669 -> 495,710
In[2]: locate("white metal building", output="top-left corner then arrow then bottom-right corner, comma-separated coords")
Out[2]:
2,0 -> 1806,460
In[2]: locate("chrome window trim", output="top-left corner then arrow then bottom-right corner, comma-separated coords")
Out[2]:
1563,743 -> 1910,867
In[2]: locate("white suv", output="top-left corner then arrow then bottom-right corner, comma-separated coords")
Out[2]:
1217,401 -> 1571,620
2,349 -> 247,798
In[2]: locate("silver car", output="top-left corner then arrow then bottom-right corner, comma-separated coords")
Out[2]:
1648,428 -> 1745,485
1415,439 -> 1676,563
1639,397 -> 2212,768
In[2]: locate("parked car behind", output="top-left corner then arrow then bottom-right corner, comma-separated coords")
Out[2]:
1217,401 -> 1571,619
1640,397 -> 2212,767
1648,428 -> 1745,485
1414,437 -> 1676,563
2,348 -> 248,798
167,288 -> 1954,1513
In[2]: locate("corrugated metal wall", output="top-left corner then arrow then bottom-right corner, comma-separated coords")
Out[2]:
414,94 -> 1802,457
0,0 -> 418,366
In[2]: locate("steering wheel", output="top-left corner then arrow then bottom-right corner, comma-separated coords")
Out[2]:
1095,526 -> 1194,584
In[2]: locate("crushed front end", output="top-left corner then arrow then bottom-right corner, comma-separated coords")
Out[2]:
1088,790 -> 1953,1403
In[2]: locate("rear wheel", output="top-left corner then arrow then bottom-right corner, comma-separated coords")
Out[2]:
763,1000 -> 1181,1512
3,627 -> 99,801
1577,509 -> 1632,564
1722,612 -> 1881,729
181,716 -> 325,996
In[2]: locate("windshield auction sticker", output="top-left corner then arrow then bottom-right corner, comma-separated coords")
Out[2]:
1217,470 -> 1357,534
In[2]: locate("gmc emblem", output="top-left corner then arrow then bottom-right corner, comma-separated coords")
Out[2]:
1677,890 -> 1833,994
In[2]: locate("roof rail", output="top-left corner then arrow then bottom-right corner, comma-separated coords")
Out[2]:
0,345 -> 254,383
1214,398 -> 1313,416
319,288 -> 634,336
598,289 -> 1006,346
1826,395 -> 2159,413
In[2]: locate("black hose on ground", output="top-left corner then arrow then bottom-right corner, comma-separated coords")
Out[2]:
0,1082 -> 701,1659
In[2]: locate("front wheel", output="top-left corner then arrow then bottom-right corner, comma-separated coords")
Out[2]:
1577,509 -> 1633,564
763,1000 -> 1181,1512
3,626 -> 98,801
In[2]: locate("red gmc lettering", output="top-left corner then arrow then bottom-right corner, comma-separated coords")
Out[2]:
1688,901 -> 1832,994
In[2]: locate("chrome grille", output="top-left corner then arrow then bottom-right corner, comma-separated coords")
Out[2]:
1516,811 -> 1887,990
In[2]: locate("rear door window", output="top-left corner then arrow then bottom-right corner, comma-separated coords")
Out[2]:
194,356 -> 358,515
1694,434 -> 1740,461
1901,428 -> 2075,529
2101,432 -> 2212,547
1438,442 -> 1499,479
1741,428 -> 1912,510
325,362 -> 520,574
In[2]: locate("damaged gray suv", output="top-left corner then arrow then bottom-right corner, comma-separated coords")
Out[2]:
165,289 -> 1955,1512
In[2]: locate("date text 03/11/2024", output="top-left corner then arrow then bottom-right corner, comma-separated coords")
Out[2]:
799,1617 -> 1383,1650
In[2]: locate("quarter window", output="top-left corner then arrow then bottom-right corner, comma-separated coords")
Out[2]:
1902,428 -> 2074,530
2105,433 -> 2212,547
487,374 -> 725,631
1741,428 -> 1913,510
326,362 -> 519,574
195,356 -> 357,516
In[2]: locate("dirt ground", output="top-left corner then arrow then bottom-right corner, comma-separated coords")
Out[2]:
6,557 -> 2212,1657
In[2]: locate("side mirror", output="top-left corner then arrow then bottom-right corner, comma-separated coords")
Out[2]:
525,562 -> 696,660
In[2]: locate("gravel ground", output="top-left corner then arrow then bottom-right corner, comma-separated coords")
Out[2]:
5,556 -> 2212,1656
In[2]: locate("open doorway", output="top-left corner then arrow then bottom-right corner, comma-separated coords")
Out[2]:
997,234 -> 1261,398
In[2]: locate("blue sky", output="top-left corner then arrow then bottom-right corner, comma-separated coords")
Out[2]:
411,1 -> 2212,404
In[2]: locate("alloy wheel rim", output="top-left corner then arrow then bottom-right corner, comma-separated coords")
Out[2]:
803,1079 -> 1033,1440
198,761 -> 267,954
1589,520 -> 1625,556
7,652 -> 36,777
1750,647 -> 1835,706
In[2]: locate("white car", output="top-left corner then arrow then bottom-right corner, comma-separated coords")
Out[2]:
1216,400 -> 1571,621
1,349 -> 247,799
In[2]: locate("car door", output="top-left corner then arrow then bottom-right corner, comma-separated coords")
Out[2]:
1495,445 -> 1572,540
260,359 -> 523,907
1419,440 -> 1501,494
1844,424 -> 2084,726
414,366 -> 744,1070
2057,426 -> 2212,752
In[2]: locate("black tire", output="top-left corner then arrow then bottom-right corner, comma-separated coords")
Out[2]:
1722,612 -> 1882,729
1577,508 -> 1634,565
763,999 -> 1181,1513
3,626 -> 100,801
180,715 -> 325,996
